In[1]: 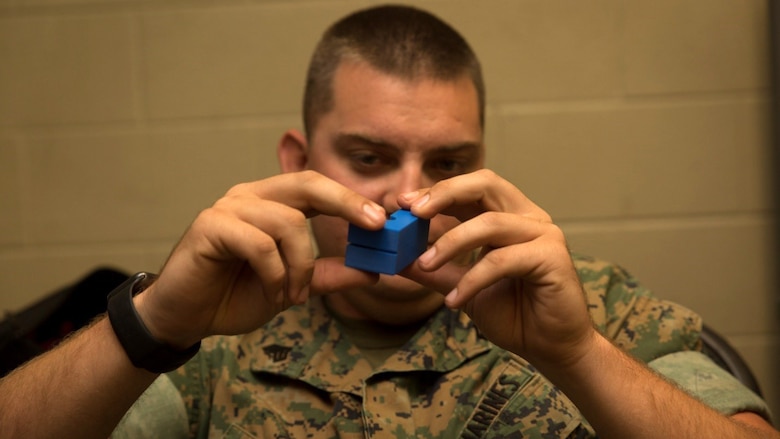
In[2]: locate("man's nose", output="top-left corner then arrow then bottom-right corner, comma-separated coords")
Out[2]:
382,167 -> 425,211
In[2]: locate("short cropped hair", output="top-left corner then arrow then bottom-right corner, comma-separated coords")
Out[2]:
303,4 -> 485,137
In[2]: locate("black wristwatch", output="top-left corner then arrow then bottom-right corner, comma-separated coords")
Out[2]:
107,272 -> 200,373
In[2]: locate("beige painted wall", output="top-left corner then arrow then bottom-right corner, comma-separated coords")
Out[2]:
1,0 -> 777,417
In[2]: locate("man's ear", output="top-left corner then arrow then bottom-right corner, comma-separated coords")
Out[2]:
277,129 -> 309,173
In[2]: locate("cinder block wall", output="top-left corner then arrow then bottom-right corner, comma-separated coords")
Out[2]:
1,0 -> 776,416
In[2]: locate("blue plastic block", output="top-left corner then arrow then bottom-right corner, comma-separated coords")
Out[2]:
344,245 -> 403,275
347,209 -> 422,252
345,209 -> 430,274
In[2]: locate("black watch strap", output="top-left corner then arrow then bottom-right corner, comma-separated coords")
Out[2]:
107,272 -> 200,373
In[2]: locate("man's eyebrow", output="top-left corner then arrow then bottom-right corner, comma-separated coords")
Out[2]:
426,142 -> 482,155
333,133 -> 396,150
333,132 -> 482,154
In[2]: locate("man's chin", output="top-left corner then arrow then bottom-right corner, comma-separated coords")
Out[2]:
326,272 -> 446,324
365,273 -> 440,302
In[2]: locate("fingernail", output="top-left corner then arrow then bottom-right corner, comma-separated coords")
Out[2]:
399,190 -> 419,201
418,246 -> 436,266
445,288 -> 459,307
412,193 -> 430,208
363,202 -> 385,223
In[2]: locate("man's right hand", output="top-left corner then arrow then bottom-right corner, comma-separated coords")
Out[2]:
133,171 -> 386,349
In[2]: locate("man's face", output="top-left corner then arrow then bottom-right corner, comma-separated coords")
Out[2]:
306,59 -> 484,303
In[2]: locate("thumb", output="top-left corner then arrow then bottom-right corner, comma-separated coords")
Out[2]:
400,261 -> 469,298
308,257 -> 380,298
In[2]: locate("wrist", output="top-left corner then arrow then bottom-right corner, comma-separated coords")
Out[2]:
530,329 -> 606,386
132,286 -> 201,350
538,331 -> 641,404
107,272 -> 200,373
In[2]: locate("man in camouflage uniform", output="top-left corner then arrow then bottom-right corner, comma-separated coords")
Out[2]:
0,5 -> 776,439
112,255 -> 769,438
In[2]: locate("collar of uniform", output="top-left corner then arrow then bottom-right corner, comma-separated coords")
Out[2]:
241,297 -> 492,395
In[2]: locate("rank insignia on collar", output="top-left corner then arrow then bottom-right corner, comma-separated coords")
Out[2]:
262,344 -> 292,363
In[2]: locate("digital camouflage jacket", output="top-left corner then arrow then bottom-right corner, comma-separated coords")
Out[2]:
116,254 -> 769,438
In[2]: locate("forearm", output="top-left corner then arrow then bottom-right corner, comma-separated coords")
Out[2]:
0,316 -> 158,439
541,332 -> 778,439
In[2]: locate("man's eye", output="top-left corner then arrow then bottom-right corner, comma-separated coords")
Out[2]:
436,159 -> 459,172
348,152 -> 394,173
428,158 -> 465,177
355,154 -> 380,165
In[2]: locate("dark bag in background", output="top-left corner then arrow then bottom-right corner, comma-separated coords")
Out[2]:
0,267 -> 129,377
